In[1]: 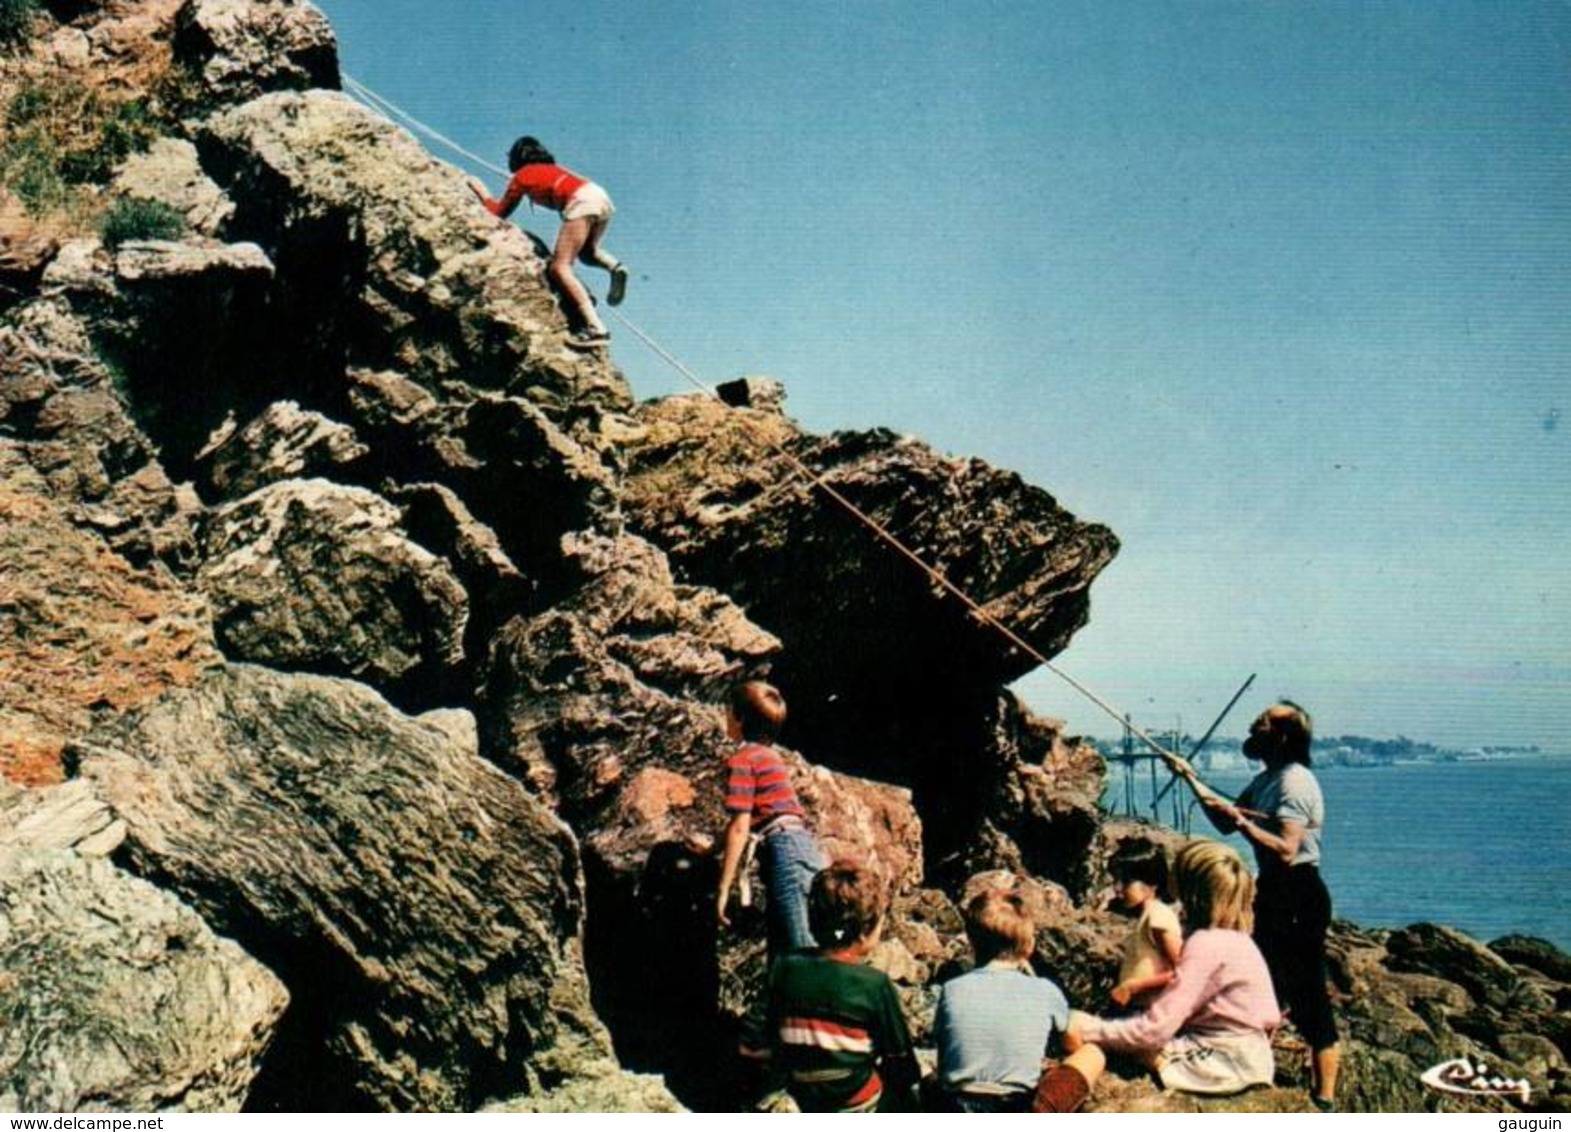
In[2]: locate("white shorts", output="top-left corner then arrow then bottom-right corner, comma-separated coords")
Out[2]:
562,182 -> 614,222
1157,1032 -> 1275,1095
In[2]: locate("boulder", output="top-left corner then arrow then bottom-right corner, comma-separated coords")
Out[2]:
197,479 -> 468,707
194,399 -> 368,500
0,848 -> 288,1112
113,138 -> 237,236
74,663 -> 610,1111
1386,923 -> 1525,1011
173,0 -> 339,107
620,393 -> 1117,703
1490,935 -> 1571,985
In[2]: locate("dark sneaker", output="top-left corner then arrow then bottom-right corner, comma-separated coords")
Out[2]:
607,264 -> 629,306
567,327 -> 610,350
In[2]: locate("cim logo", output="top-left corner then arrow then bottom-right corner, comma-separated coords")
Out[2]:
1420,1057 -> 1532,1105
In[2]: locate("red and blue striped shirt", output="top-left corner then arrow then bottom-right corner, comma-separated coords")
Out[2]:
724,742 -> 806,824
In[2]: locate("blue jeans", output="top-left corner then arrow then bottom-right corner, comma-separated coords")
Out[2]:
760,825 -> 826,954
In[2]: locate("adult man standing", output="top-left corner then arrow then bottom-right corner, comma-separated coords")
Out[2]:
1200,702 -> 1341,1111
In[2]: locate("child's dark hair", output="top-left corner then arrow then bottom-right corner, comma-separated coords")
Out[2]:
507,135 -> 555,171
963,888 -> 1035,964
808,860 -> 886,948
1109,842 -> 1169,897
729,680 -> 787,743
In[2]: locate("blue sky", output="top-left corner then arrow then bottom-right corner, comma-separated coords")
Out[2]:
316,1 -> 1570,748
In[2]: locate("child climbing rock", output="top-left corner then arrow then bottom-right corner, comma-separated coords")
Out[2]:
471,135 -> 628,348
714,680 -> 827,957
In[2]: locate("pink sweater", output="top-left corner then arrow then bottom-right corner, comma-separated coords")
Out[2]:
1079,929 -> 1281,1053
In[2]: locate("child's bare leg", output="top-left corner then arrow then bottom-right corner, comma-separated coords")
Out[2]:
577,216 -> 620,271
580,216 -> 627,305
551,218 -> 605,333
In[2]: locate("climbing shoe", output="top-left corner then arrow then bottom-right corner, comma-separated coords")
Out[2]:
567,327 -> 610,350
608,264 -> 629,307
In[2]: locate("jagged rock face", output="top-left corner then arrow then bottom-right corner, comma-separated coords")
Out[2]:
480,530 -> 778,853
41,237 -> 281,485
477,530 -> 936,1106
0,776 -> 126,857
383,480 -> 532,643
344,374 -> 621,589
197,478 -> 468,706
113,137 -> 238,237
0,848 -> 288,1112
195,399 -> 369,500
74,664 -> 611,1111
0,441 -> 217,786
621,395 -> 1118,697
173,0 -> 339,107
196,90 -> 629,414
618,395 -> 1117,876
918,692 -> 1107,896
0,299 -> 205,567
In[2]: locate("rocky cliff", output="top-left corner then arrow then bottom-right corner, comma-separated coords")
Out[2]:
1,0 -> 1565,1114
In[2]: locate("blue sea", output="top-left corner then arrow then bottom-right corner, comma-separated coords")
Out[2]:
1101,753 -> 1571,950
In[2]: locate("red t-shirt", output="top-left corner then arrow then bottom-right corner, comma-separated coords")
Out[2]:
725,743 -> 806,824
485,163 -> 587,217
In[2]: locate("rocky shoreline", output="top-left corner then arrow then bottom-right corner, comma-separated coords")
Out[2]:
1,0 -> 1565,1113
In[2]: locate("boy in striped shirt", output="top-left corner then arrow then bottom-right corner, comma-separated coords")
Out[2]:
716,681 -> 826,954
740,861 -> 917,1112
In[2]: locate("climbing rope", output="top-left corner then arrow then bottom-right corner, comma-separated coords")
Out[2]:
338,72 -> 1213,787
342,75 -> 509,180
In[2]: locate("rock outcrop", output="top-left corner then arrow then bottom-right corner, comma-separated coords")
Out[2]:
618,394 -> 1118,880
74,664 -> 611,1111
0,847 -> 288,1112
173,0 -> 339,107
1,0 -> 1564,1116
0,440 -> 216,785
197,479 -> 469,706
196,90 -> 627,413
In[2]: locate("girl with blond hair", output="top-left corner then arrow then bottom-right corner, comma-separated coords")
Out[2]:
1067,840 -> 1281,1096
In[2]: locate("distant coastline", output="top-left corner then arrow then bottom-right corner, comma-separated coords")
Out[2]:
1089,734 -> 1550,772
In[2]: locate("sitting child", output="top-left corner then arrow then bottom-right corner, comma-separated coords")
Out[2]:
1068,839 -> 1282,1096
934,887 -> 1105,1112
740,860 -> 917,1112
1109,843 -> 1183,1010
